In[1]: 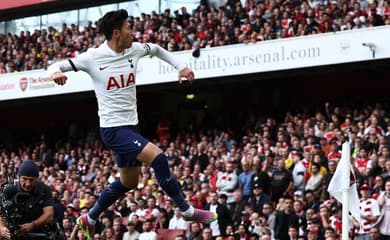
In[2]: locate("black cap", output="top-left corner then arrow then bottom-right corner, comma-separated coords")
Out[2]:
18,160 -> 39,178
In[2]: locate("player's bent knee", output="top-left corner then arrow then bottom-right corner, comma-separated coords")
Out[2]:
137,142 -> 163,165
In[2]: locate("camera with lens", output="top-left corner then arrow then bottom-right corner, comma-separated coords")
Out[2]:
0,183 -> 31,238
0,183 -> 65,240
0,183 -> 57,240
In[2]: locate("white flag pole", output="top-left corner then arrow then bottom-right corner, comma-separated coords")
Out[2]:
341,143 -> 350,240
342,188 -> 349,240
328,142 -> 361,240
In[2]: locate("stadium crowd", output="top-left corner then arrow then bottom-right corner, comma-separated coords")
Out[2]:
0,0 -> 390,74
0,100 -> 389,240
1,0 -> 390,239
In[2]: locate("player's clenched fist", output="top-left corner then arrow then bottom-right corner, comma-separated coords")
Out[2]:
51,72 -> 68,85
178,67 -> 195,84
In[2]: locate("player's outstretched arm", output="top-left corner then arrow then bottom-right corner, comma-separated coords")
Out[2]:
47,51 -> 90,86
146,43 -> 195,84
48,60 -> 72,86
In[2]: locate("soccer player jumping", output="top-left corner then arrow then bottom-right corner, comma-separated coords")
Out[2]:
48,9 -> 217,240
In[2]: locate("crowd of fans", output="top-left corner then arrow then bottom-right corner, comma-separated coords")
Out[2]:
1,0 -> 390,239
0,100 -> 389,240
0,0 -> 390,74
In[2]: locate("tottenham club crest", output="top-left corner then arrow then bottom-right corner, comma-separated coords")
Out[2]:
20,77 -> 28,92
128,58 -> 134,68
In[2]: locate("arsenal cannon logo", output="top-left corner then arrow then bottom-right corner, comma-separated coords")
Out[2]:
20,77 -> 28,92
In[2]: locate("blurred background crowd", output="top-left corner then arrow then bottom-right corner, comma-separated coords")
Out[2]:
1,100 -> 389,239
0,0 -> 389,74
0,0 -> 390,239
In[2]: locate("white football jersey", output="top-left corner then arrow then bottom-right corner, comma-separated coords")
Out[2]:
48,41 -> 185,127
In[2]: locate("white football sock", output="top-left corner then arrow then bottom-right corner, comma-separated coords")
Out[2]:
87,215 -> 96,225
182,206 -> 195,217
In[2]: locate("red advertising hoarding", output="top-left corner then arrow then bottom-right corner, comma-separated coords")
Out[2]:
0,0 -> 56,10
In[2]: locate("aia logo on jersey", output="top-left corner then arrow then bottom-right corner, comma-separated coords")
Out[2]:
20,77 -> 28,92
106,73 -> 135,90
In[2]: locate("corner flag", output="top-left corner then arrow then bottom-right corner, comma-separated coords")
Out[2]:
327,142 -> 361,224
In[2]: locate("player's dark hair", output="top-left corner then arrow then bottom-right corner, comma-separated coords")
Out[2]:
98,9 -> 128,40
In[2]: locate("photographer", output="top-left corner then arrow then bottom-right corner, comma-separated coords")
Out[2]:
0,160 -> 54,239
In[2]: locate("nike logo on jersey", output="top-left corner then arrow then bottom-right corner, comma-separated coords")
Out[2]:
99,66 -> 108,71
133,140 -> 141,147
